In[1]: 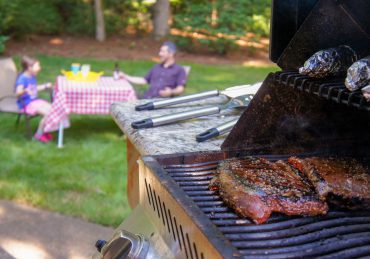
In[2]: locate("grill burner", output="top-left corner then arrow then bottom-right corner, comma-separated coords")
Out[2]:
160,156 -> 370,258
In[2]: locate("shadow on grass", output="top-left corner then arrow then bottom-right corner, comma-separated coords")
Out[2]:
2,114 -> 123,142
64,115 -> 123,141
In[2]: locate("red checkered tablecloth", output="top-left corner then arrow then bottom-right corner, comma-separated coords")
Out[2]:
44,76 -> 137,132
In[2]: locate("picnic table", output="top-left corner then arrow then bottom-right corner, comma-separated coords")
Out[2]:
43,76 -> 137,148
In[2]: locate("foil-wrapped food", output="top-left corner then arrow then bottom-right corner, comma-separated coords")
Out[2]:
345,56 -> 370,91
362,85 -> 370,102
299,45 -> 358,78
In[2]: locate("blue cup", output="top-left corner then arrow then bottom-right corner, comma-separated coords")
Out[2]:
71,63 -> 80,75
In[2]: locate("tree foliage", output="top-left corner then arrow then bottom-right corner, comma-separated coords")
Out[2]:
0,0 -> 62,36
0,0 -> 151,37
0,35 -> 9,54
171,0 -> 271,54
0,0 -> 271,54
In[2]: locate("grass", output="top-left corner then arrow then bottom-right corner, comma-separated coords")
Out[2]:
0,55 -> 278,227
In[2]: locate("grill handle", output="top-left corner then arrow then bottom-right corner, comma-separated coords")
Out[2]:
135,90 -> 220,111
131,118 -> 154,129
196,128 -> 219,142
132,106 -> 221,129
135,102 -> 154,111
196,119 -> 238,142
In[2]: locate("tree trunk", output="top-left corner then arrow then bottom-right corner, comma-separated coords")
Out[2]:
94,0 -> 106,42
153,0 -> 170,39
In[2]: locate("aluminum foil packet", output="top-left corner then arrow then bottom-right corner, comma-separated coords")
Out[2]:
299,45 -> 358,78
345,56 -> 370,91
362,85 -> 370,102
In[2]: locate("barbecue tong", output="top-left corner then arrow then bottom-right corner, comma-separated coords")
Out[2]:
131,94 -> 253,129
135,83 -> 261,111
196,118 -> 238,142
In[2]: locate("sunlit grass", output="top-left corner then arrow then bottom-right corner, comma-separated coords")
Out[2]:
0,113 -> 129,226
1,55 -> 278,227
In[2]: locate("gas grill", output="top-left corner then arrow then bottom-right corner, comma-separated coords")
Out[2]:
94,0 -> 370,258
138,152 -> 370,258
95,150 -> 370,258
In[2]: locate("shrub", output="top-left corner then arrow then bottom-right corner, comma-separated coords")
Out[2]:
0,0 -> 62,37
0,36 -> 9,54
0,0 -> 271,53
172,0 -> 271,55
57,0 -> 95,36
53,0 -> 151,36
104,0 -> 152,35
0,1 -> 17,34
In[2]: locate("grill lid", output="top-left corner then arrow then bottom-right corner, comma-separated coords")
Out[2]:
222,0 -> 370,153
221,72 -> 370,154
270,0 -> 370,70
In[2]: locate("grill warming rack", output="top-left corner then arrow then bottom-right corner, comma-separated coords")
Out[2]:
275,71 -> 370,111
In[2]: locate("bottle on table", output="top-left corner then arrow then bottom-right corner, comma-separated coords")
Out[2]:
113,63 -> 120,80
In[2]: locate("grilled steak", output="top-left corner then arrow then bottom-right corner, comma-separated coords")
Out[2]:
212,157 -> 328,224
288,157 -> 370,209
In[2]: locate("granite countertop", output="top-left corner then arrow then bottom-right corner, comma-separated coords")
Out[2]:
110,97 -> 242,155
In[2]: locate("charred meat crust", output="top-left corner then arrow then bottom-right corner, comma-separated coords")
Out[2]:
214,157 -> 328,224
288,157 -> 370,209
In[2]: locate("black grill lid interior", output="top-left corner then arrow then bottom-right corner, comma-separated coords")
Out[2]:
270,0 -> 370,70
269,0 -> 318,63
221,72 -> 370,155
223,0 -> 370,154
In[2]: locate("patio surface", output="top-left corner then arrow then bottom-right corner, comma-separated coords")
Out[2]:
0,200 -> 115,259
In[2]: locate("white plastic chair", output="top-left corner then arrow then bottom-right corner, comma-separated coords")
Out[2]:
0,57 -> 37,138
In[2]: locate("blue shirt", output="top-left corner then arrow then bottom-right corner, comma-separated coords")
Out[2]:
143,63 -> 187,98
15,73 -> 38,109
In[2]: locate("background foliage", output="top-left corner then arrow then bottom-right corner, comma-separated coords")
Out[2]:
0,0 -> 151,37
0,0 -> 271,54
172,0 -> 271,54
0,35 -> 8,54
0,0 -> 62,36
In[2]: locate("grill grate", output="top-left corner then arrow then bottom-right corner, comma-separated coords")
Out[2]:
275,71 -> 370,111
164,159 -> 370,258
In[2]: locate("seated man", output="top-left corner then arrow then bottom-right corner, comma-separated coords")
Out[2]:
120,41 -> 187,98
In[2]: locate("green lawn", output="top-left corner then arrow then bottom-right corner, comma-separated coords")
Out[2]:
0,55 -> 278,227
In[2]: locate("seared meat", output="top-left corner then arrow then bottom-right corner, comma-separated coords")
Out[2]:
213,157 -> 328,224
288,157 -> 370,209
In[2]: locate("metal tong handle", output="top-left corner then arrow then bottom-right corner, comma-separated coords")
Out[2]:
135,90 -> 220,111
196,119 -> 238,142
131,106 -> 220,129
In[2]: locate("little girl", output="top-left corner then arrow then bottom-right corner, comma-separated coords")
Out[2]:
15,56 -> 53,142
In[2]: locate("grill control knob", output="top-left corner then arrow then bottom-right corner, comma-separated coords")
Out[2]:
97,230 -> 149,259
95,239 -> 107,252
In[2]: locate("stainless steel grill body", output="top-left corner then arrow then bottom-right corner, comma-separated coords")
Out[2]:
137,151 -> 370,259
